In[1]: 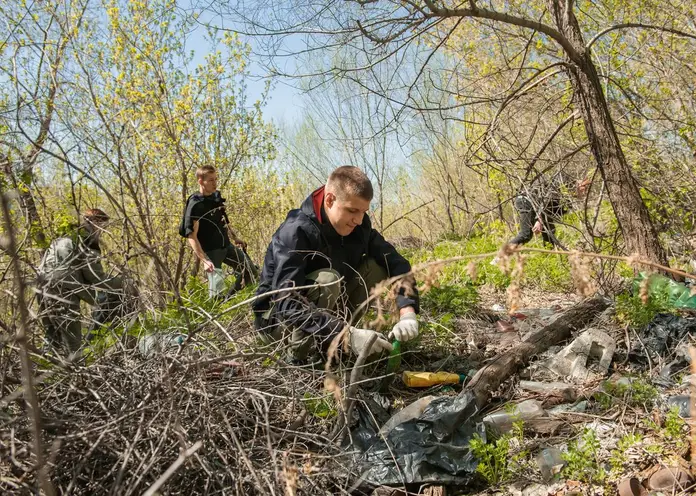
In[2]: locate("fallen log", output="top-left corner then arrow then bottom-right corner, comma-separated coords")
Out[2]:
462,295 -> 610,409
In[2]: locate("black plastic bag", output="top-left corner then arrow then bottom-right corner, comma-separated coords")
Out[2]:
350,391 -> 484,487
630,314 -> 696,365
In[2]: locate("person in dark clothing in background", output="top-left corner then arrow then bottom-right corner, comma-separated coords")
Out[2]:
180,165 -> 258,295
508,175 -> 589,248
253,166 -> 419,363
509,189 -> 566,247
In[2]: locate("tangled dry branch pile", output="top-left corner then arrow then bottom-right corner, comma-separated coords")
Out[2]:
0,346 -> 351,495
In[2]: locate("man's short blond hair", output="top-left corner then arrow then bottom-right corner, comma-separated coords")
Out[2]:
326,166 -> 373,201
196,165 -> 216,180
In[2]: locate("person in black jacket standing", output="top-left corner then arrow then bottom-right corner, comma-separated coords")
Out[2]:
253,166 -> 419,363
180,166 -> 258,294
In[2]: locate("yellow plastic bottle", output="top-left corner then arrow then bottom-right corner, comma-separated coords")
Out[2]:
402,371 -> 466,388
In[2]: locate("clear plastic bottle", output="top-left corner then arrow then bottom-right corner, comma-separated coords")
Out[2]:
520,380 -> 577,401
138,333 -> 186,358
483,399 -> 546,433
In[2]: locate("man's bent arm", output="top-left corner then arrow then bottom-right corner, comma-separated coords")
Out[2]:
187,221 -> 211,265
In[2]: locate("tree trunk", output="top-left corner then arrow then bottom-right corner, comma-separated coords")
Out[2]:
19,172 -> 47,248
549,0 -> 668,266
1,156 -> 47,248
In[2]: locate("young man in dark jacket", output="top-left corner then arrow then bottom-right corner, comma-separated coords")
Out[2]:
180,166 -> 258,294
253,166 -> 419,362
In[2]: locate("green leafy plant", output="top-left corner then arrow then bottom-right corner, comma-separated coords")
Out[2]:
615,291 -> 670,328
664,406 -> 687,448
600,377 -> 659,408
302,392 -> 336,419
608,433 -> 642,476
594,391 -> 614,411
469,421 -> 526,485
562,428 -> 606,484
421,284 -> 479,316
601,378 -> 661,408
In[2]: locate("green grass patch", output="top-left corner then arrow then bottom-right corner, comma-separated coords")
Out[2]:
302,392 -> 337,419
421,284 -> 479,316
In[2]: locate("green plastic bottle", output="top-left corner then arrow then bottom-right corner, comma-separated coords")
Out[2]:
385,340 -> 402,374
634,273 -> 696,310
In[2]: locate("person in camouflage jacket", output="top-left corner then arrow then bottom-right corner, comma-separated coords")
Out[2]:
38,208 -> 122,355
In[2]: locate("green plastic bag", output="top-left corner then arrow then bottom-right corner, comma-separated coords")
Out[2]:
633,273 -> 696,310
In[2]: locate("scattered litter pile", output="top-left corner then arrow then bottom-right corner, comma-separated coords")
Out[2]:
349,298 -> 696,495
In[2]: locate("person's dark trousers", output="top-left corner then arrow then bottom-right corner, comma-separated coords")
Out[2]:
206,244 -> 259,292
258,258 -> 388,363
509,195 -> 561,248
539,212 -> 558,247
509,195 -> 535,245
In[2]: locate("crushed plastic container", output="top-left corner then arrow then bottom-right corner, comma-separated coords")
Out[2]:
520,380 -> 577,401
536,447 -> 565,481
483,399 -> 545,434
208,268 -> 226,298
666,395 -> 691,418
138,333 -> 186,358
378,395 -> 436,436
634,273 -> 696,310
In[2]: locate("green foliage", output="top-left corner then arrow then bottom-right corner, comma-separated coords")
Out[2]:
615,291 -> 670,328
562,428 -> 606,484
409,226 -> 573,293
469,421 -> 526,485
130,275 -> 255,338
600,377 -> 659,409
522,250 -> 573,292
421,284 -> 479,316
636,406 -> 688,458
594,391 -> 614,411
608,433 -> 642,476
664,406 -> 687,446
302,392 -> 336,419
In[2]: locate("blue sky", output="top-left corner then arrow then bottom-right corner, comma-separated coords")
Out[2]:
184,5 -> 306,126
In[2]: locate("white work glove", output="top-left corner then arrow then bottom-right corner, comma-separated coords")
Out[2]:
349,327 -> 393,356
388,312 -> 419,342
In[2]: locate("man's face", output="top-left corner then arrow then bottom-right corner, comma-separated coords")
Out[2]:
86,219 -> 109,238
324,191 -> 370,236
199,172 -> 218,195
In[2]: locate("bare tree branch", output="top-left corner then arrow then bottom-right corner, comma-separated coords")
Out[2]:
587,22 -> 696,49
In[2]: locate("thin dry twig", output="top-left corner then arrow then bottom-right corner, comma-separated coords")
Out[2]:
142,440 -> 203,496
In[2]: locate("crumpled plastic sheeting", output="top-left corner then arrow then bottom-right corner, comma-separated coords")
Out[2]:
350,391 -> 484,487
630,314 -> 696,365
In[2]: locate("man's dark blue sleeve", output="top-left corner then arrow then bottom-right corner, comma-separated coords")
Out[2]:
269,226 -> 346,341
368,229 -> 420,313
